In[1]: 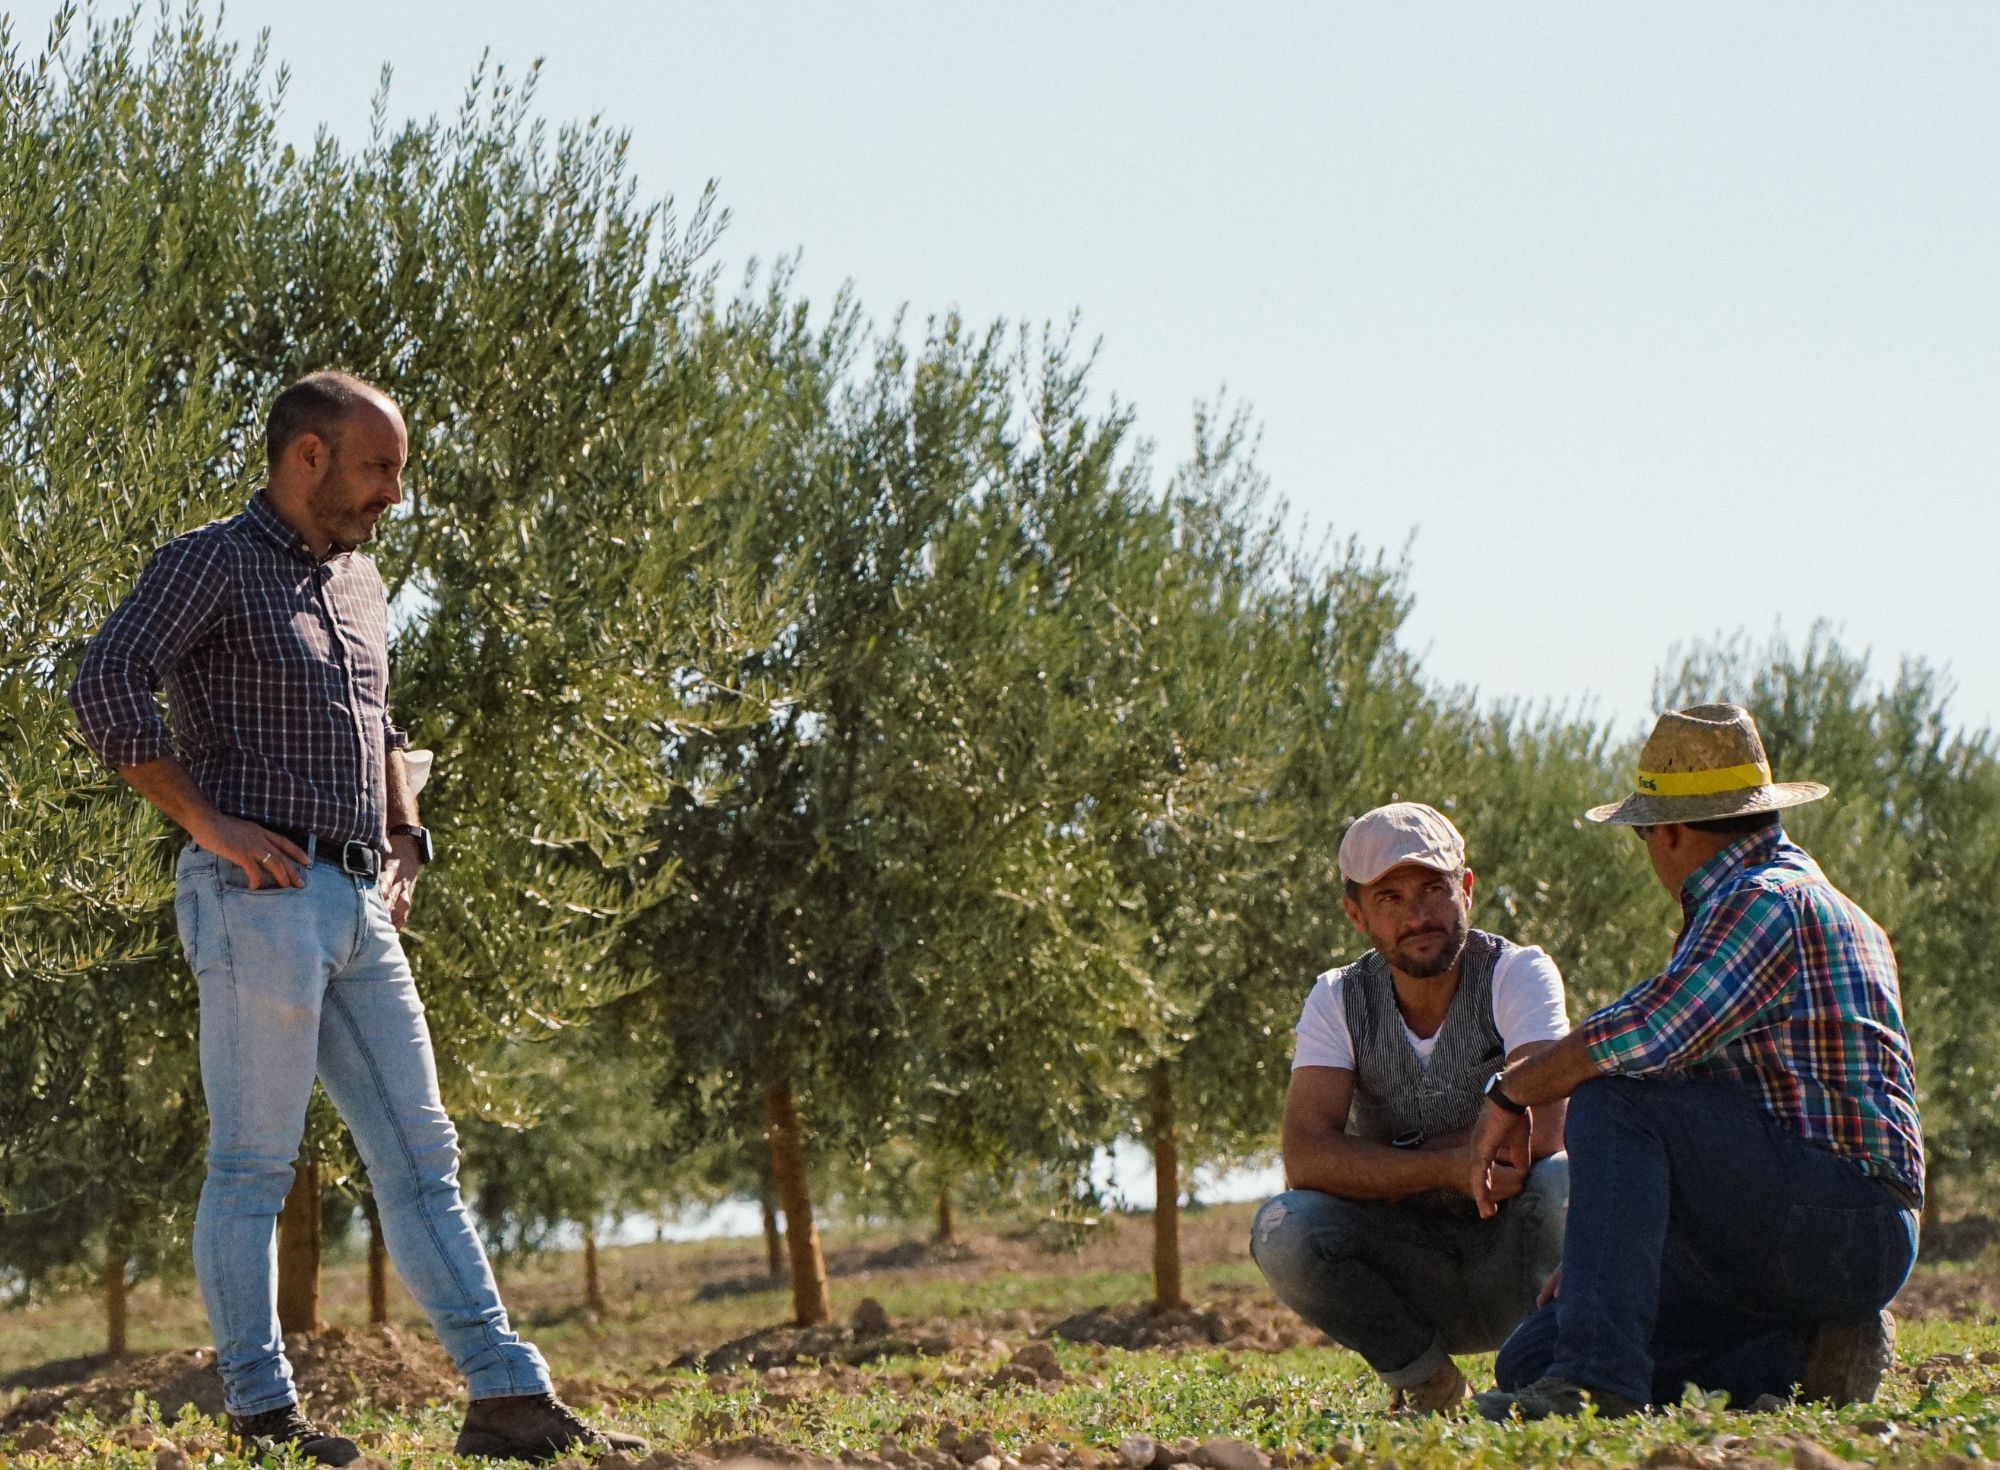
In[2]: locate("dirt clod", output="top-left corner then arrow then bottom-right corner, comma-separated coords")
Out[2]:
954,1431 -> 998,1464
0,1325 -> 459,1433
1192,1439 -> 1266,1470
683,1322 -> 962,1373
1787,1439 -> 1860,1470
1010,1343 -> 1064,1382
1049,1290 -> 1317,1354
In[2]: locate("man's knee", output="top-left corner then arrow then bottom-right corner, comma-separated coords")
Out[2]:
1565,1075 -> 1665,1146
1251,1189 -> 1356,1285
1250,1190 -> 1309,1265
1522,1152 -> 1570,1210
201,1151 -> 297,1215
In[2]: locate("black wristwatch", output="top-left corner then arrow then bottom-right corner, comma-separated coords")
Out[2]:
1483,1071 -> 1528,1115
389,823 -> 434,865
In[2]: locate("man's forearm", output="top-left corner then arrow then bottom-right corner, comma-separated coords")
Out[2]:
118,756 -> 228,845
1494,1029 -> 1605,1108
386,747 -> 419,830
1285,1129 -> 1463,1201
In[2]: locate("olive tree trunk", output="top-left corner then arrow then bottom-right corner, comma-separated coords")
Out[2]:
103,1217 -> 130,1357
760,1177 -> 786,1283
582,1219 -> 608,1315
362,1190 -> 390,1326
762,1082 -> 832,1325
276,1161 -> 324,1336
1148,1065 -> 1185,1308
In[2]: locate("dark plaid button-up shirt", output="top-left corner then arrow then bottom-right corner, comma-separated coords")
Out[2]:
69,493 -> 409,851
1583,827 -> 1924,1206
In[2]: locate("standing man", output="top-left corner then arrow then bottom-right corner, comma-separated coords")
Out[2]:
1469,704 -> 1923,1420
69,372 -> 646,1465
1251,803 -> 1572,1414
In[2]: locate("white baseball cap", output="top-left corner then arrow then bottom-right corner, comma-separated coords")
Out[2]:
1338,802 -> 1466,886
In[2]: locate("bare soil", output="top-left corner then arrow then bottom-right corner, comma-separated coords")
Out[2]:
1049,1284 -> 1320,1353
1,1323 -> 459,1430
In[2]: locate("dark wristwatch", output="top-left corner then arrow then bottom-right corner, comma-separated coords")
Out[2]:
389,823 -> 433,865
1483,1071 -> 1528,1115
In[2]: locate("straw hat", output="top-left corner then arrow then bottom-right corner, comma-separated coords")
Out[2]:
1586,703 -> 1828,826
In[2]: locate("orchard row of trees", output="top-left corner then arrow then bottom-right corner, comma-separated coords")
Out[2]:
5,7 -> 1999,1353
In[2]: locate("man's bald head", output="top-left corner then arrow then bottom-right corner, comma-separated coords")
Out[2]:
265,370 -> 395,469
262,371 -> 407,554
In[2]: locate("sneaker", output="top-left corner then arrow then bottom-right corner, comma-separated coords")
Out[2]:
227,1403 -> 361,1465
455,1389 -> 650,1462
1803,1309 -> 1896,1406
1472,1374 -> 1643,1423
1388,1359 -> 1470,1414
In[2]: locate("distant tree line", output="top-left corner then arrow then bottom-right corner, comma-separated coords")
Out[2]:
5,8 -> 1997,1352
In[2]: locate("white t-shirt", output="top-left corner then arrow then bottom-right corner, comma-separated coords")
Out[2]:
1292,944 -> 1570,1071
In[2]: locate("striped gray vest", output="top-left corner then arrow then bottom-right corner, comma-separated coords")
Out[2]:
1340,928 -> 1511,1214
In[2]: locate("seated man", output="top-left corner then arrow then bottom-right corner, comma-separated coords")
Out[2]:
1469,704 -> 1923,1420
1252,802 -> 1572,1414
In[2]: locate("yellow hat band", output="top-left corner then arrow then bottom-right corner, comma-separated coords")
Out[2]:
1633,761 -> 1772,798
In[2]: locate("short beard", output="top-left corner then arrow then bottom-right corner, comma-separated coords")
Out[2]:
306,466 -> 379,547
1382,910 -> 1470,979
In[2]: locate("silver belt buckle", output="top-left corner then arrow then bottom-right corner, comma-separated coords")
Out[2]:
340,840 -> 379,878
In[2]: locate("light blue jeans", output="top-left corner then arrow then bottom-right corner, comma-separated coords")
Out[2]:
175,843 -> 551,1416
1251,1155 -> 1569,1388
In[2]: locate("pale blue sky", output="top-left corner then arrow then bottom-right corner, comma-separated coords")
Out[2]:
17,3 -> 2000,737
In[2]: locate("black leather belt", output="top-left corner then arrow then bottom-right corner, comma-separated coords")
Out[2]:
261,825 -> 381,879
1879,1176 -> 1922,1214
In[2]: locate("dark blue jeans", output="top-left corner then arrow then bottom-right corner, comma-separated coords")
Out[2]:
1495,1075 -> 1918,1407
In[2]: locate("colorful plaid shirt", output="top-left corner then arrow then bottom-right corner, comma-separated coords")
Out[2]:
68,493 -> 408,851
1582,827 -> 1924,1206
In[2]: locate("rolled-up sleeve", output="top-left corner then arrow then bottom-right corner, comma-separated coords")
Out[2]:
67,535 -> 226,768
382,711 -> 409,752
1583,886 -> 1798,1075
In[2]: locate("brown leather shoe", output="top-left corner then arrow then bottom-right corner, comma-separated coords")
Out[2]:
1387,1359 -> 1470,1415
455,1390 -> 649,1462
227,1403 -> 361,1465
1803,1309 -> 1896,1406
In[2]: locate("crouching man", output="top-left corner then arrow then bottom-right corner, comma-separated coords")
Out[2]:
1251,803 -> 1572,1414
1469,704 -> 1923,1421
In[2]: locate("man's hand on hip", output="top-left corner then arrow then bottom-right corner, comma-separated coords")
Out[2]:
118,757 -> 309,889
195,813 -> 311,889
382,835 -> 422,928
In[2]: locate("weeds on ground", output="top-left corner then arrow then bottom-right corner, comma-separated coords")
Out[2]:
5,1318 -> 2000,1469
